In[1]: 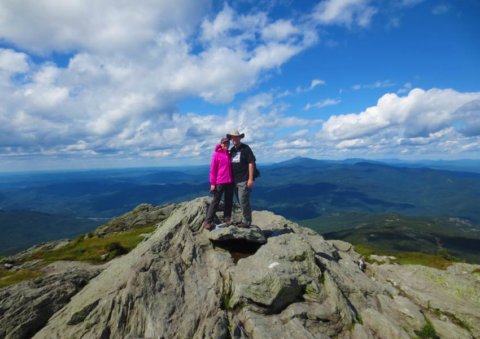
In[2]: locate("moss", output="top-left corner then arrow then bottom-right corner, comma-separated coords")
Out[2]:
356,314 -> 363,325
221,278 -> 234,310
0,268 -> 44,288
222,291 -> 233,310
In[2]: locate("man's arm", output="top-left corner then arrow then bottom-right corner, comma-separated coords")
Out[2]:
247,162 -> 255,189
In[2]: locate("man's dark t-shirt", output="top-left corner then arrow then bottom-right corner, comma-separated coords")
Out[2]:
230,143 -> 256,183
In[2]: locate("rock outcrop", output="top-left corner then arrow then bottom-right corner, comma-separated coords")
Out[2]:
93,203 -> 176,236
1,197 -> 479,338
0,261 -> 103,339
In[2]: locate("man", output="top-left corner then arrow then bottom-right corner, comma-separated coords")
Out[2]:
227,130 -> 256,227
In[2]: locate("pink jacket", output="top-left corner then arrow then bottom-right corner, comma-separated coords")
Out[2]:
209,144 -> 233,185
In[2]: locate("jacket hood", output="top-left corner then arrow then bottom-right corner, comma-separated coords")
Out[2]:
215,144 -> 226,152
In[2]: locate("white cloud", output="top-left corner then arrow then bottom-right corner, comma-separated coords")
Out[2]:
432,5 -> 450,15
0,48 -> 29,74
294,79 -> 326,94
399,0 -> 425,7
310,79 -> 325,90
312,0 -> 378,28
336,138 -> 368,149
0,2 -> 320,163
397,82 -> 413,94
0,0 -> 210,55
1,2 -> 475,167
316,88 -> 480,157
456,99 -> 480,137
352,80 -> 396,90
305,98 -> 340,110
262,19 -> 300,41
249,42 -> 303,70
273,138 -> 311,149
320,88 -> 480,141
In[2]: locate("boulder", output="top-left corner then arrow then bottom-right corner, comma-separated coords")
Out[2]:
207,225 -> 267,244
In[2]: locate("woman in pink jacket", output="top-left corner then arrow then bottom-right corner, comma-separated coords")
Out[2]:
203,137 -> 233,230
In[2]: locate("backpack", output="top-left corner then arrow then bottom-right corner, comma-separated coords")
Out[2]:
254,166 -> 261,179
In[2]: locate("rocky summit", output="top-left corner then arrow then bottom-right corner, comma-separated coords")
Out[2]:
1,197 -> 479,338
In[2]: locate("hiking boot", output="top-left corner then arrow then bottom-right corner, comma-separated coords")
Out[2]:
203,222 -> 213,230
223,218 -> 232,225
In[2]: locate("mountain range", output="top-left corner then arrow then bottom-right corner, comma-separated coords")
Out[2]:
1,158 -> 479,259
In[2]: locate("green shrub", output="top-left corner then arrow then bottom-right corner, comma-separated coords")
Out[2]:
105,242 -> 128,255
415,318 -> 439,339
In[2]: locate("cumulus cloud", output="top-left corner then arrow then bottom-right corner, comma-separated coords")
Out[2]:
456,99 -> 480,137
312,0 -> 378,28
0,49 -> 29,74
320,88 -> 480,140
316,88 -> 480,157
1,1 -> 476,167
0,0 -> 210,55
0,2 -> 319,163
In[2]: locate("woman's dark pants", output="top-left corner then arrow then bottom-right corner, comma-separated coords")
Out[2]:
206,183 -> 234,224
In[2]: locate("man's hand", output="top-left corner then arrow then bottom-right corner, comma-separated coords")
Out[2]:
210,184 -> 215,192
247,179 -> 254,190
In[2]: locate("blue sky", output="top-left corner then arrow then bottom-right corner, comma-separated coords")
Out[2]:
0,0 -> 479,171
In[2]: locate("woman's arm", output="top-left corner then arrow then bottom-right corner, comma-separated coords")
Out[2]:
209,154 -> 218,191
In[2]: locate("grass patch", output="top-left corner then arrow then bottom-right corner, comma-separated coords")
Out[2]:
353,244 -> 376,257
22,226 -> 155,264
415,318 -> 439,339
0,268 -> 44,288
353,244 -> 456,270
393,252 -> 454,270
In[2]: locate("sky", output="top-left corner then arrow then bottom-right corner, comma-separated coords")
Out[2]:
0,0 -> 479,171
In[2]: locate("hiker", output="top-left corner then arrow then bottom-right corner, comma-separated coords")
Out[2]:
227,130 -> 256,228
203,137 -> 234,230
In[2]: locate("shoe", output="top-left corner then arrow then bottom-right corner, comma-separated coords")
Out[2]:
223,218 -> 232,225
203,222 -> 213,230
